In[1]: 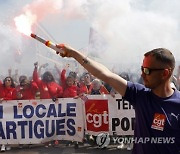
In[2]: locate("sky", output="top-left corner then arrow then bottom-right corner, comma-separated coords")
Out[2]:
0,0 -> 180,77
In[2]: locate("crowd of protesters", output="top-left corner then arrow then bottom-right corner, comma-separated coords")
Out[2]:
0,61 -> 180,152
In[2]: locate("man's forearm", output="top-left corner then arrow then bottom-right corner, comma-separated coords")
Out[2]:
72,50 -> 111,82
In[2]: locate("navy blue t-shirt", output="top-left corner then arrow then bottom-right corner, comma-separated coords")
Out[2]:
124,82 -> 180,154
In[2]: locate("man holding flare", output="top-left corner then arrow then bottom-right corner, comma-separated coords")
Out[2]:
14,8 -> 180,153
55,44 -> 180,154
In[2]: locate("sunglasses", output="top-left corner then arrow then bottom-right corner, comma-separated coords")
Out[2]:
5,79 -> 11,82
141,66 -> 166,75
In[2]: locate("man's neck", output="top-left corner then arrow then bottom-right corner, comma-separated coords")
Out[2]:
152,84 -> 174,98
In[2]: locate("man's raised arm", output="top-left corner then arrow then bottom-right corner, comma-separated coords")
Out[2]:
56,44 -> 128,97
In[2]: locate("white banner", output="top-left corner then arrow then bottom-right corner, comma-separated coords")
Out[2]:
0,98 -> 85,144
108,94 -> 135,135
0,95 -> 135,144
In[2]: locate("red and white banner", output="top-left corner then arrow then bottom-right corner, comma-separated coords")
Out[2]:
85,98 -> 109,134
84,95 -> 135,136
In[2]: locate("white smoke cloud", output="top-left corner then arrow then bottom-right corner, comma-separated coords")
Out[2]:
0,0 -> 180,77
81,0 -> 180,72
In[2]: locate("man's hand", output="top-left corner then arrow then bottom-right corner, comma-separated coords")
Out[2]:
64,63 -> 70,70
56,44 -> 74,58
34,62 -> 38,68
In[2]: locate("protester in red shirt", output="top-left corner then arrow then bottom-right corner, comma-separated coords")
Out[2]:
83,72 -> 93,93
16,79 -> 39,100
33,62 -> 63,99
0,76 -> 16,102
0,76 -> 16,151
77,75 -> 88,95
60,68 -> 78,98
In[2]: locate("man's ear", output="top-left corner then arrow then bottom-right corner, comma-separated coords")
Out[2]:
163,69 -> 171,79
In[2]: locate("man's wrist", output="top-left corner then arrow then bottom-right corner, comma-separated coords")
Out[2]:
82,56 -> 89,64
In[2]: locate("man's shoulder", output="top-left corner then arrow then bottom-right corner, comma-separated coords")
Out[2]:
174,89 -> 180,99
127,81 -> 150,92
125,81 -> 151,99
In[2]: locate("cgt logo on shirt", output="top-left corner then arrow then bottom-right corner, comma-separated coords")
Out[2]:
151,113 -> 166,131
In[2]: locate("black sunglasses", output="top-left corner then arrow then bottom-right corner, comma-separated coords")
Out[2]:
141,66 -> 166,75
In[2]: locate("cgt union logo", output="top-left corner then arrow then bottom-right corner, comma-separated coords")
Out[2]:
85,100 -> 109,131
86,111 -> 108,127
96,133 -> 110,148
151,113 -> 166,131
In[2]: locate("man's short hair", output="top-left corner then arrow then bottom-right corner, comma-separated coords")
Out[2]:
144,48 -> 175,69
